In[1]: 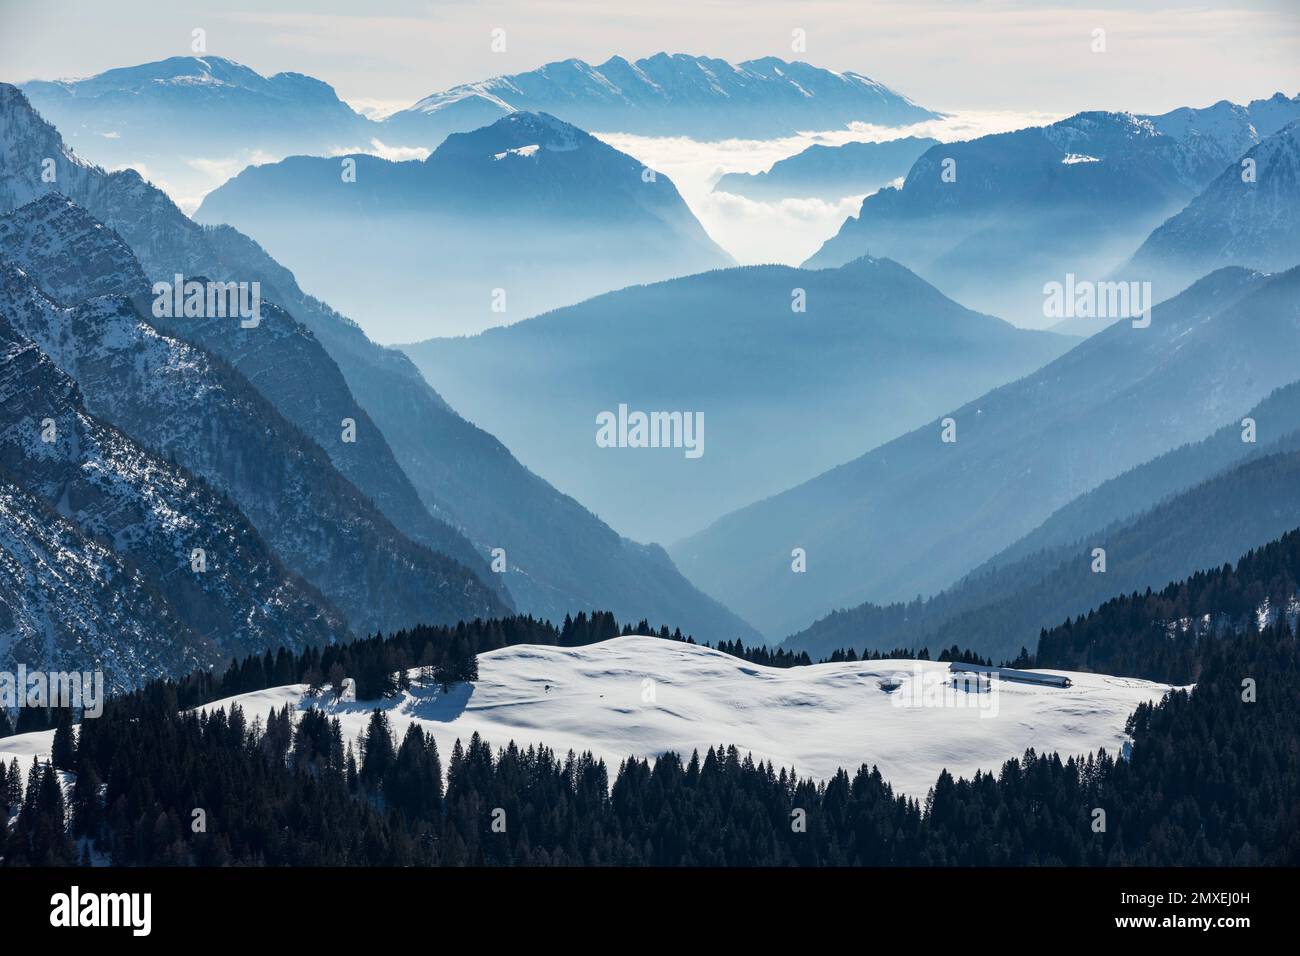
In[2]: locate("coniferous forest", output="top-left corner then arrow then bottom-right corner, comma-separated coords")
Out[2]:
7,530 -> 1300,867
6,531 -> 1300,867
2,611 -> 1296,866
1035,527 -> 1300,683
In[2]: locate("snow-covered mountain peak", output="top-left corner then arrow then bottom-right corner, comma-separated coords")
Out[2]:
1040,111 -> 1159,156
492,111 -> 582,149
396,53 -> 938,139
26,54 -> 347,105
428,111 -> 591,165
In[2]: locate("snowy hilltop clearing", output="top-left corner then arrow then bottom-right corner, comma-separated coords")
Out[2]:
1,636 -> 1180,797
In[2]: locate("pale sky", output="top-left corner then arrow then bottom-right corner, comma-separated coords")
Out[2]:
1,0 -> 1297,117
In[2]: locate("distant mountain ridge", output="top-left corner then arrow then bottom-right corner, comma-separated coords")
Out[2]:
386,53 -> 940,140
23,55 -> 349,106
1148,92 -> 1300,173
713,136 -> 939,201
805,95 -> 1300,325
19,53 -> 937,206
20,55 -> 371,204
195,110 -> 734,340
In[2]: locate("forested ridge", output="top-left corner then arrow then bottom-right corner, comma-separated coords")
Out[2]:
788,442 -> 1300,666
1036,526 -> 1300,683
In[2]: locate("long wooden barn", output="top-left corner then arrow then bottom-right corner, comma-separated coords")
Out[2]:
948,662 -> 1073,689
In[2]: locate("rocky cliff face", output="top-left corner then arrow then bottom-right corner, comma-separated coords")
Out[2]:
0,307 -> 346,692
0,246 -> 506,641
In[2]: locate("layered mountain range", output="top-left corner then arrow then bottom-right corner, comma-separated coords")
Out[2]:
0,83 -> 758,658
713,136 -> 939,201
403,256 -> 1071,541
806,95 -> 1300,326
786,379 -> 1300,662
20,54 -> 937,206
195,110 -> 734,339
675,265 -> 1300,638
4,52 -> 1299,694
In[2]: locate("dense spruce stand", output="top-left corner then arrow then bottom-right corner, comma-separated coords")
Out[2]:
2,598 -> 1296,866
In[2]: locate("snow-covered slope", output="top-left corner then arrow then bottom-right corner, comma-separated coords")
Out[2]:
1147,92 -> 1300,174
1127,121 -> 1300,291
0,309 -> 343,690
0,194 -> 146,302
0,256 -> 505,639
1,637 -> 1176,795
0,476 -> 208,687
170,637 -> 1173,796
0,194 -> 499,590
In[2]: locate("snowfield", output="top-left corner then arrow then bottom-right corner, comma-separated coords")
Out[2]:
1,636 -> 1182,797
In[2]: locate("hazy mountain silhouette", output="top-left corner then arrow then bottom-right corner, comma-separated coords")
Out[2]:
403,256 -> 1071,542
0,83 -> 757,642
20,55 -> 371,203
805,96 -> 1300,326
196,110 -> 734,340
675,265 -> 1300,637
784,380 -> 1300,662
714,136 -> 939,201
